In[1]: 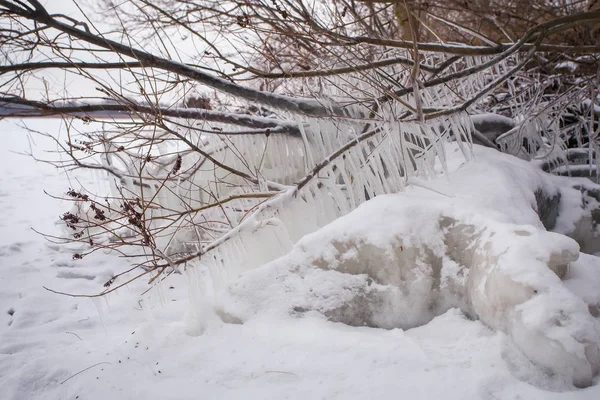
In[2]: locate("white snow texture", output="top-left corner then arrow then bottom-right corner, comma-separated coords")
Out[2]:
2,119 -> 600,399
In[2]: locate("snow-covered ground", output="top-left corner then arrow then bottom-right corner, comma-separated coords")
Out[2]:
1,118 -> 600,399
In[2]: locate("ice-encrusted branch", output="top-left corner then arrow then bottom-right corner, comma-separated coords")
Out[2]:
348,37 -> 600,55
253,56 -> 439,78
380,11 -> 589,105
0,61 -> 145,74
0,96 -> 301,135
348,9 -> 600,55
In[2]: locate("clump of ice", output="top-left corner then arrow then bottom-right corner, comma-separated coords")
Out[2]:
209,144 -> 600,388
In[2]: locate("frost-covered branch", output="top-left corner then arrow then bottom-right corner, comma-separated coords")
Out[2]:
0,96 -> 301,135
0,61 -> 145,74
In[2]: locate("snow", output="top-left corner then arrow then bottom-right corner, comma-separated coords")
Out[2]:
215,144 -> 600,387
1,119 -> 600,399
555,61 -> 578,73
565,253 -> 600,313
471,113 -> 515,128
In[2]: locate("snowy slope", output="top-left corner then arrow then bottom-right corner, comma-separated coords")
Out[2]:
1,119 -> 600,399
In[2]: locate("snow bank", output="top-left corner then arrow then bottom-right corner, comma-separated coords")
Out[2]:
213,144 -> 600,388
3,120 -> 600,398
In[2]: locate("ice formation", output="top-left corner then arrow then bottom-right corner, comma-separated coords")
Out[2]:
51,52 -> 600,388
213,144 -> 600,388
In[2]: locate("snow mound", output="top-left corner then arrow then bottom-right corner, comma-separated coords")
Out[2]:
565,253 -> 600,317
214,145 -> 600,388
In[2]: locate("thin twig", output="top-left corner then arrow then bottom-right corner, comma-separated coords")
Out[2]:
60,362 -> 111,385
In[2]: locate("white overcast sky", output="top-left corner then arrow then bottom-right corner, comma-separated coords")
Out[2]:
24,1 -> 201,102
24,1 -> 115,99
11,1 -> 236,103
